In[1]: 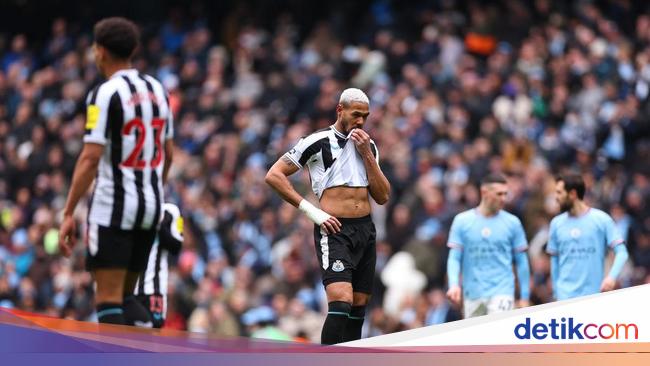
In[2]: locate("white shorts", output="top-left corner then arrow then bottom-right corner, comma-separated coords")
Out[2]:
463,295 -> 514,318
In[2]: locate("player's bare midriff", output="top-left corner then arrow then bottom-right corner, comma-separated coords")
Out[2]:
319,186 -> 371,218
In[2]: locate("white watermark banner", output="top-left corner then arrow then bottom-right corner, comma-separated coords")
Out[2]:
346,285 -> 649,347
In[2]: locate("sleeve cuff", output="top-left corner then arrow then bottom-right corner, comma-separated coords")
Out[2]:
284,153 -> 302,168
608,238 -> 625,248
83,136 -> 107,145
515,244 -> 528,252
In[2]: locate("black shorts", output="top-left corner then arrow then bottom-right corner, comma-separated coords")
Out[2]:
135,294 -> 166,329
314,215 -> 376,294
85,224 -> 156,272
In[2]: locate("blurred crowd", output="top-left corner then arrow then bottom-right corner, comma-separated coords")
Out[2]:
1,0 -> 650,343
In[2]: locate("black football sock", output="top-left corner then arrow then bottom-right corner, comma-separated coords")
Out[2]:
123,295 -> 153,328
321,301 -> 351,345
342,305 -> 366,342
96,302 -> 125,325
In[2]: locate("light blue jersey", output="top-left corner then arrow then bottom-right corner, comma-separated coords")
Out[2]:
546,208 -> 625,300
447,209 -> 528,300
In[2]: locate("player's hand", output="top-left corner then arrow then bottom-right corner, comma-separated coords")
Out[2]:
58,214 -> 76,257
600,276 -> 616,292
349,129 -> 372,157
446,286 -> 462,306
516,299 -> 531,308
320,216 -> 342,235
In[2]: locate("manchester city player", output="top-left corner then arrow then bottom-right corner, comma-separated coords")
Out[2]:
546,173 -> 628,300
446,174 -> 531,318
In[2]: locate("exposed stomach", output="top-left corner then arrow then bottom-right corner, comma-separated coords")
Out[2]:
319,186 -> 370,218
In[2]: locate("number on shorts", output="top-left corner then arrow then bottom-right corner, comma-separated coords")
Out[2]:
149,295 -> 164,313
498,298 -> 513,311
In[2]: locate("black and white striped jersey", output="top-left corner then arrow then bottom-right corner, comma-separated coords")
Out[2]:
284,125 -> 379,198
134,203 -> 183,299
84,69 -> 173,230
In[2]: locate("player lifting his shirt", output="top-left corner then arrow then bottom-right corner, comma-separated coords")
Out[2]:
265,88 -> 390,345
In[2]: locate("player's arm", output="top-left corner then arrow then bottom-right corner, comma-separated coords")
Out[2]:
513,221 -> 531,307
265,155 -> 341,234
601,245 -> 628,291
514,251 -> 531,307
163,98 -> 175,185
446,247 -> 462,306
446,216 -> 464,306
163,139 -> 174,184
546,220 -> 559,300
60,85 -> 112,257
601,216 -> 628,291
549,255 -> 559,300
59,143 -> 104,256
350,130 -> 390,204
265,156 -> 303,206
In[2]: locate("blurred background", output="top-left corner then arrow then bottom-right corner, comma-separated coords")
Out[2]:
0,0 -> 649,342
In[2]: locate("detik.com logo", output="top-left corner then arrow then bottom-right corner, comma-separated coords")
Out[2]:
514,317 -> 638,340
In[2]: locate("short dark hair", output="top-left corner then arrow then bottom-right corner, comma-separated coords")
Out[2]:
556,173 -> 586,199
93,17 -> 139,60
481,173 -> 508,186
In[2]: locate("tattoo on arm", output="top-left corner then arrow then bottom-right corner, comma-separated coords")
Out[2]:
282,155 -> 297,167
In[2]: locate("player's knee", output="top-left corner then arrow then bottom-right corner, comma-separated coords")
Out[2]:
352,292 -> 370,306
96,293 -> 122,305
93,269 -> 127,303
326,282 -> 353,303
95,282 -> 124,304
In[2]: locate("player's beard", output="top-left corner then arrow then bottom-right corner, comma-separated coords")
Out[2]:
559,199 -> 573,212
489,204 -> 503,215
342,116 -> 362,135
342,118 -> 354,134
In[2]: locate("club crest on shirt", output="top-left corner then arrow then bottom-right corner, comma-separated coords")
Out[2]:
332,260 -> 345,272
481,227 -> 492,238
570,228 -> 582,238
